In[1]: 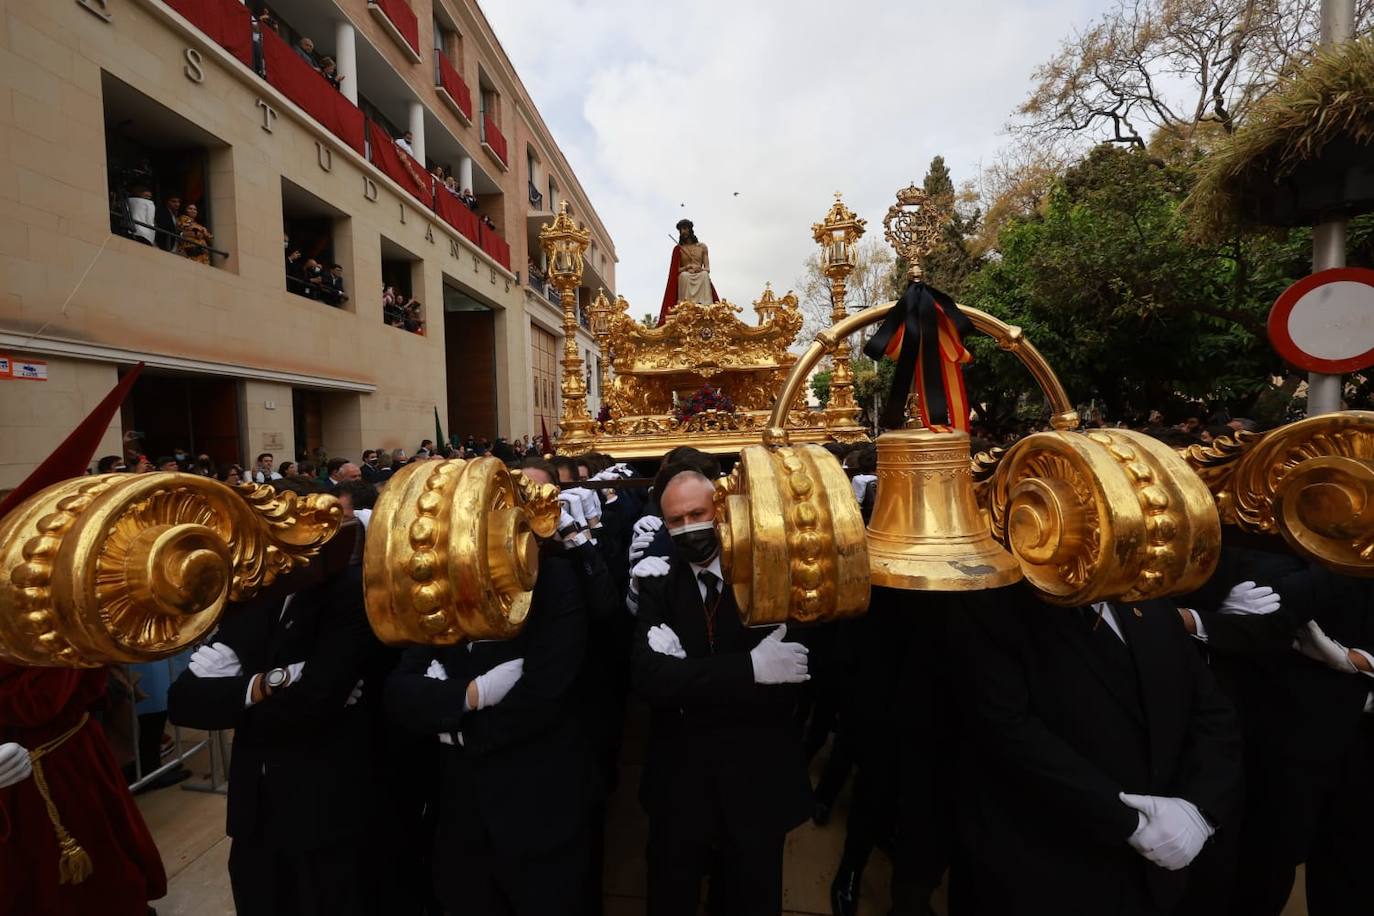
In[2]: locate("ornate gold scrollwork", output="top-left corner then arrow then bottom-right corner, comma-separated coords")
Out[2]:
1180,411 -> 1374,575
0,474 -> 342,667
716,445 -> 870,626
363,458 -> 560,646
989,429 -> 1221,605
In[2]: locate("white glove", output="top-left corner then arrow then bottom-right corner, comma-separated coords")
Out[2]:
189,642 -> 242,678
609,463 -> 634,479
575,488 -> 602,527
345,679 -> 363,707
647,624 -> 687,659
555,493 -> 590,548
285,661 -> 306,685
632,514 -> 663,538
630,555 -> 672,590
749,624 -> 809,685
629,515 -> 664,564
1120,793 -> 1214,870
0,742 -> 32,789
1294,620 -> 1359,673
471,658 -> 524,710
1219,581 -> 1280,616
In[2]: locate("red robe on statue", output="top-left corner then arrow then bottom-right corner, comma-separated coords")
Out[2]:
0,662 -> 167,916
658,245 -> 721,325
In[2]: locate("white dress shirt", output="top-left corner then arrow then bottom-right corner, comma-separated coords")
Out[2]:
688,555 -> 724,604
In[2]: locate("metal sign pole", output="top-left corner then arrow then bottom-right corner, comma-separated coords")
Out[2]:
1308,0 -> 1357,416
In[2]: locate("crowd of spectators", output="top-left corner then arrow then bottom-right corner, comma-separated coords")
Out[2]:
382,286 -> 425,334
965,402 -> 1262,456
113,181 -> 218,266
285,238 -> 349,306
427,163 -> 493,228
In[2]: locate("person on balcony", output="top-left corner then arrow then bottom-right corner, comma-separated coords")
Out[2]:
395,131 -> 415,157
176,203 -> 213,265
293,36 -> 319,70
154,194 -> 181,252
126,186 -> 156,245
319,56 -> 343,91
658,219 -> 718,324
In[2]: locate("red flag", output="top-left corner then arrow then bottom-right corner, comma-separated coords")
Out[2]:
540,416 -> 553,457
0,363 -> 144,520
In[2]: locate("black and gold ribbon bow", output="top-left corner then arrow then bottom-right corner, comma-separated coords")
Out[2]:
863,281 -> 974,432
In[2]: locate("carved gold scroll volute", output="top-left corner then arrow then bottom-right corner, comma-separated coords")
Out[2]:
0,474 -> 342,667
989,429 -> 1221,606
363,457 -> 560,646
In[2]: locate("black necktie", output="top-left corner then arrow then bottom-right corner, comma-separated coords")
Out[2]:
699,570 -> 722,651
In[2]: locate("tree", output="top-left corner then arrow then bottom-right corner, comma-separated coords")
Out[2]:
794,237 -> 896,342
1016,0 -> 1372,152
810,369 -> 832,407
963,144 -> 1295,424
920,156 -> 986,297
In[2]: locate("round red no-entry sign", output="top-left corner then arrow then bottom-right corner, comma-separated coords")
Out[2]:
1268,267 -> 1374,373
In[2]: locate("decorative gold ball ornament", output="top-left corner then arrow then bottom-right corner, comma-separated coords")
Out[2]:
363,458 -> 560,645
989,429 -> 1221,605
715,444 -> 869,626
0,473 -> 341,667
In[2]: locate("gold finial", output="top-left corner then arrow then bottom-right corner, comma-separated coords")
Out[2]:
883,184 -> 949,282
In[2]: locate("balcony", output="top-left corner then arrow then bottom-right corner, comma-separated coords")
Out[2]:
367,0 -> 421,63
158,0 -> 513,274
481,115 -> 508,170
435,54 -> 472,124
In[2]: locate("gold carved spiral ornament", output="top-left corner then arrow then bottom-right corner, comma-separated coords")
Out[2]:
989,430 -> 1221,606
0,474 -> 342,667
715,444 -> 870,626
363,458 -> 560,645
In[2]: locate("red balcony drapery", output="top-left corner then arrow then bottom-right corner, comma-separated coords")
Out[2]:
366,121 -> 432,205
478,223 -> 511,271
165,0 -> 254,68
436,54 -> 473,121
372,0 -> 420,56
482,115 -> 507,165
261,29 -> 365,154
434,190 -> 480,244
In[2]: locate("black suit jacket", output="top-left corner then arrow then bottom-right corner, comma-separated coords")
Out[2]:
632,557 -> 811,839
154,205 -> 179,251
167,566 -> 390,853
385,549 -> 598,859
950,587 -> 1242,915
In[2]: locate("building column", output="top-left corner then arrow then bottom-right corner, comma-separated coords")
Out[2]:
459,155 -> 473,194
334,21 -> 357,105
408,101 -> 426,165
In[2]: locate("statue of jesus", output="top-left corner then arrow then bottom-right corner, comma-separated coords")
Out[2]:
658,218 -> 719,324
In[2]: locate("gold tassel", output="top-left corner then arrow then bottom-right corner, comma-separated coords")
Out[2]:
29,712 -> 95,886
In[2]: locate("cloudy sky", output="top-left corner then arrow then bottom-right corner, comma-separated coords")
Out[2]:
482,0 -> 1109,309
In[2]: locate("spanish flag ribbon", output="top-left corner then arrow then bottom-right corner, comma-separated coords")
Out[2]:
863,282 -> 973,432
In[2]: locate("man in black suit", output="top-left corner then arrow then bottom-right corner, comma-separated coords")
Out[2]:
632,469 -> 813,916
385,459 -> 600,915
167,523 -> 391,915
154,194 -> 181,252
948,587 -> 1242,916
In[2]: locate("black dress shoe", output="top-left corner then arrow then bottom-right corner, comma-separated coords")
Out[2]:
813,800 -> 832,826
830,866 -> 861,916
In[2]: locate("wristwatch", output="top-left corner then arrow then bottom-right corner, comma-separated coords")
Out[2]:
264,667 -> 292,691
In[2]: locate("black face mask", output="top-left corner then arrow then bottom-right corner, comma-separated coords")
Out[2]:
669,521 -> 719,565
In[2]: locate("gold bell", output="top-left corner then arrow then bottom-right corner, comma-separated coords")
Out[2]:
866,427 -> 1023,591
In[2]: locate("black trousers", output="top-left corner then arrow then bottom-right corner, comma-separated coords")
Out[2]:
228,836 -> 374,916
646,808 -> 785,916
1306,715 -> 1374,916
433,826 -> 589,916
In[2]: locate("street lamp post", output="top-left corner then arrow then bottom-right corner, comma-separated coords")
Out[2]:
539,201 -> 595,453
811,193 -> 866,435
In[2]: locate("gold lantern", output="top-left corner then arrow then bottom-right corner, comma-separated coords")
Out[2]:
539,201 -> 596,453
810,193 -> 867,441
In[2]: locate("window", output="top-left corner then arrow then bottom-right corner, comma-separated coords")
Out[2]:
281,177 -> 352,309
381,236 -> 425,335
102,72 -> 235,269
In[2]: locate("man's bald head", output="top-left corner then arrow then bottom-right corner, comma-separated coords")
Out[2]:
660,470 -> 715,529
